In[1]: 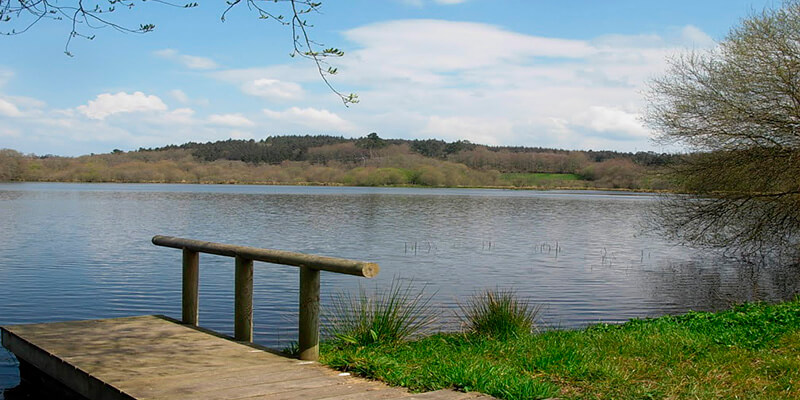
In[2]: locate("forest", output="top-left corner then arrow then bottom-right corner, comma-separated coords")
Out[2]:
0,134 -> 678,190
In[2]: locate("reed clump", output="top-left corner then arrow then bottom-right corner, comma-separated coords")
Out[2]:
324,279 -> 437,346
459,288 -> 541,339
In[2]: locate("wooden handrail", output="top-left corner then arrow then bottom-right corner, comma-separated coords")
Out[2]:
153,235 -> 379,277
152,235 -> 379,361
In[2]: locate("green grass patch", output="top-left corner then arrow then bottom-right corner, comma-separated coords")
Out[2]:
321,298 -> 800,399
500,173 -> 582,187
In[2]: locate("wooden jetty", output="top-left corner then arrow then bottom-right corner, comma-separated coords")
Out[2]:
1,237 -> 495,399
2,315 -> 491,399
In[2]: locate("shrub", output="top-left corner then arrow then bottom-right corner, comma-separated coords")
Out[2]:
325,279 -> 437,346
343,167 -> 409,186
459,288 -> 541,339
579,158 -> 644,189
413,165 -> 446,186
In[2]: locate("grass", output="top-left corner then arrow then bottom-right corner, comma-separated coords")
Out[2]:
459,288 -> 541,339
321,298 -> 800,400
323,278 -> 437,346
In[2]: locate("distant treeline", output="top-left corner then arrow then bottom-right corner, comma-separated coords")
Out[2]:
143,134 -> 677,170
0,134 -> 679,190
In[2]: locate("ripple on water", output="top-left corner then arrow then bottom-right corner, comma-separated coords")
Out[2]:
0,183 -> 798,394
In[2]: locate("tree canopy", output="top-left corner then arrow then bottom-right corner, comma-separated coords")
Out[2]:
645,0 -> 800,257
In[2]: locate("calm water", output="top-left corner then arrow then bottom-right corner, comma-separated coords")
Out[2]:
1,183 -> 798,395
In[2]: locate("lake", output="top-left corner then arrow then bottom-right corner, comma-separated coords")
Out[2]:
1,183 -> 798,395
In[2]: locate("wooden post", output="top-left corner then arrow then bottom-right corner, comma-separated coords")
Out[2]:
182,249 -> 199,326
153,235 -> 380,354
298,266 -> 320,361
234,256 -> 253,342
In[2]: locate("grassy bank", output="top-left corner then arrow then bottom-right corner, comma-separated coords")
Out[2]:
1,144 -> 673,190
320,299 -> 800,399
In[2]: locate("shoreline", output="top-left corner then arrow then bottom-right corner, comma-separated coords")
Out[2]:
319,298 -> 800,400
0,179 -> 673,194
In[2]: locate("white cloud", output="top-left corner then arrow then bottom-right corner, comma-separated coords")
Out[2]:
0,69 -> 12,88
343,20 -> 594,74
679,25 -> 715,48
263,107 -> 353,131
170,89 -> 190,104
208,67 -> 308,100
421,116 -> 513,145
0,126 -> 21,138
77,92 -> 168,120
211,65 -> 318,84
154,49 -> 219,70
159,108 -> 196,125
0,92 -> 251,155
314,20 -> 714,150
168,89 -> 209,107
208,113 -> 255,127
0,98 -> 22,117
3,18 -> 714,155
182,55 -> 219,70
0,95 -> 45,118
242,78 -> 304,100
592,33 -> 665,49
3,105 -> 240,155
571,106 -> 651,140
7,95 -> 46,110
230,130 -> 255,139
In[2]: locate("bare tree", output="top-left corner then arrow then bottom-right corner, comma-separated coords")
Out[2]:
0,0 -> 357,105
645,1 -> 800,256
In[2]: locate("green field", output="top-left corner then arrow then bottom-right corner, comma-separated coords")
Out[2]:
321,299 -> 800,400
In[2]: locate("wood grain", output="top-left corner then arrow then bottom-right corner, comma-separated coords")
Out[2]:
1,315 -> 494,399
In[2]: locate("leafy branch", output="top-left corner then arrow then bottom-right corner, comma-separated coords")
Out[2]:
0,0 -> 356,105
0,0 -> 196,56
223,0 -> 357,106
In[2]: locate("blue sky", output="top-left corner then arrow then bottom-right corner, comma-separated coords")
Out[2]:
0,0 -> 776,156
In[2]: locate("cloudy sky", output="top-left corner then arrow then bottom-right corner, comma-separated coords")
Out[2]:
0,0 -> 774,156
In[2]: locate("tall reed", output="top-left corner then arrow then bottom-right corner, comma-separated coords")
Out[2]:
324,278 -> 437,346
459,288 -> 541,339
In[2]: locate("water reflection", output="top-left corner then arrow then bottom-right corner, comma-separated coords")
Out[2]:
0,348 -> 18,400
644,259 -> 800,312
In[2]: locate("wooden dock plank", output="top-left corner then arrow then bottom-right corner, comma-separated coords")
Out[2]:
312,387 -> 415,400
130,365 -> 331,398
1,315 -> 495,400
231,378 -> 407,400
403,390 -> 497,399
175,375 -> 358,400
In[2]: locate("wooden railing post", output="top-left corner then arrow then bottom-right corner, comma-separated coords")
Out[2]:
154,236 -> 379,355
182,249 -> 199,326
298,266 -> 320,361
234,256 -> 254,342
